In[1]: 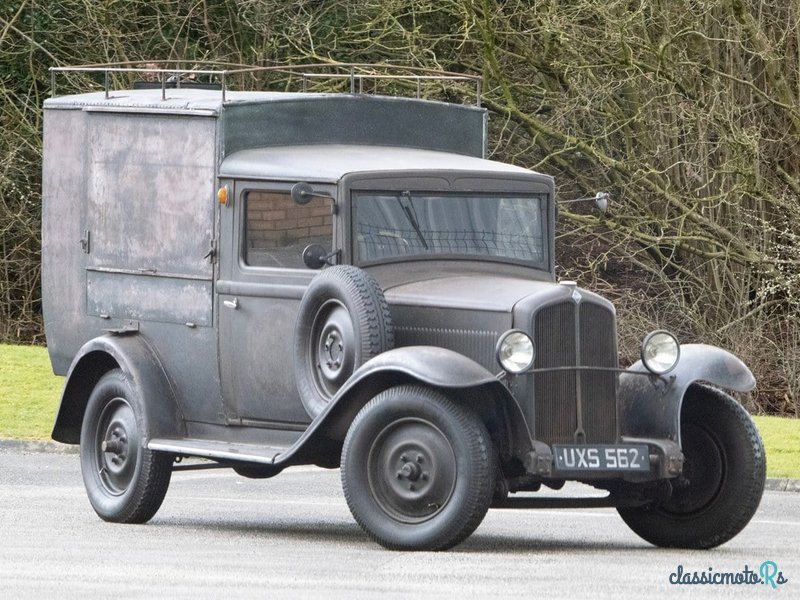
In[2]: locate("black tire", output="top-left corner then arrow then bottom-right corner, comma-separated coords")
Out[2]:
618,384 -> 765,548
341,385 -> 495,551
79,369 -> 173,523
294,265 -> 393,418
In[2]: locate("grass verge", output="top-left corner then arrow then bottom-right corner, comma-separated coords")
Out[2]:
752,415 -> 800,479
1,344 -> 798,479
0,344 -> 64,439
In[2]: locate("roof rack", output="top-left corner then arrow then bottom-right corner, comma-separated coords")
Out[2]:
49,62 -> 483,106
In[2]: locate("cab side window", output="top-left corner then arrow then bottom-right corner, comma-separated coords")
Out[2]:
244,191 -> 333,269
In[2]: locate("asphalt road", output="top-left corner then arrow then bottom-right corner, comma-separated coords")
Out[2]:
1,447 -> 797,599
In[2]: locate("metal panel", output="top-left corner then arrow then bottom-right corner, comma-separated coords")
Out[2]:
390,303 -> 510,372
395,326 -> 500,372
221,95 -> 487,158
42,108 -> 91,374
86,270 -> 213,326
218,288 -> 313,425
86,112 -> 216,277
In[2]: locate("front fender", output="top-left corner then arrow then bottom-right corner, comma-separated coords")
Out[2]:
281,346 -> 533,465
618,344 -> 755,444
52,334 -> 184,444
342,345 -> 503,390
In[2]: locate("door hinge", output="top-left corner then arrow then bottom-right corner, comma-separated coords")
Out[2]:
80,230 -> 91,254
204,238 -> 217,262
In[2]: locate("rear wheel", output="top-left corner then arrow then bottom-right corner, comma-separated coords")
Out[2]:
618,385 -> 765,548
80,369 -> 173,523
341,385 -> 495,550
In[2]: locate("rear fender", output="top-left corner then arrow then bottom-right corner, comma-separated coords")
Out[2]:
283,346 -> 533,465
618,344 -> 755,445
51,335 -> 184,444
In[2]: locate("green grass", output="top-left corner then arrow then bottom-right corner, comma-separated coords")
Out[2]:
0,344 -> 64,439
753,415 -> 800,479
1,344 -> 798,479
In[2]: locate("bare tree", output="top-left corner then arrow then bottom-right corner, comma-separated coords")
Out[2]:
0,0 -> 796,413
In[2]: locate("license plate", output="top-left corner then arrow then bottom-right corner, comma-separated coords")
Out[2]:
552,444 -> 650,472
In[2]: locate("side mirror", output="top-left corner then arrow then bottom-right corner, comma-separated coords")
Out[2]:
558,191 -> 610,215
291,182 -> 315,205
302,244 -> 338,270
594,192 -> 609,213
291,182 -> 333,206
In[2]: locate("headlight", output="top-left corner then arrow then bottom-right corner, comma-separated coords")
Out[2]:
496,330 -> 535,374
641,330 -> 680,374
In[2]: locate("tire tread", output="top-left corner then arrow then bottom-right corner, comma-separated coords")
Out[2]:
341,385 -> 494,551
618,385 -> 765,548
80,369 -> 173,524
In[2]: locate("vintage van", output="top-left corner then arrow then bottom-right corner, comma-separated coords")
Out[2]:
42,64 -> 764,550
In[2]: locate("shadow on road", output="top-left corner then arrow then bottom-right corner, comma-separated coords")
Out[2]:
459,532 -> 648,554
149,513 -> 649,553
152,515 -> 367,544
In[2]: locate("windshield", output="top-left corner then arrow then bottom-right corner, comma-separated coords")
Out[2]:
354,191 -> 548,266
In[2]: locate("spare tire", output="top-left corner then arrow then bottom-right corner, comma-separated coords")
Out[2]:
294,265 -> 394,418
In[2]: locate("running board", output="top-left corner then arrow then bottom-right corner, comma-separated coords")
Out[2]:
147,438 -> 288,465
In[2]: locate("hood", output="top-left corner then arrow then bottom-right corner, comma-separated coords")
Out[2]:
382,273 -> 616,375
383,274 -> 570,313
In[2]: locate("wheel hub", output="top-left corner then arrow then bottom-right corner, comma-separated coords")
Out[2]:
102,428 -> 129,466
368,418 -> 456,523
396,453 -> 429,486
323,330 -> 344,370
312,301 -> 356,397
94,397 -> 140,496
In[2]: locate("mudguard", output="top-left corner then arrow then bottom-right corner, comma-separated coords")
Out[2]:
51,334 -> 184,444
618,344 -> 755,445
280,346 -> 533,466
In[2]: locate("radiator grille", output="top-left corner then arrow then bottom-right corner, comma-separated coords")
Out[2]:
532,300 -> 617,444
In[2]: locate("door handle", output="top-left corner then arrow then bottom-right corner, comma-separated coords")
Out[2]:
223,298 -> 239,310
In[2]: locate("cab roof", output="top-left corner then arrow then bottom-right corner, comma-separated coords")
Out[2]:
218,144 -> 542,182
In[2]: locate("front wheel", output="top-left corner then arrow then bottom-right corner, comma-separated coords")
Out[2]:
80,369 -> 173,523
341,385 -> 495,551
618,385 -> 765,548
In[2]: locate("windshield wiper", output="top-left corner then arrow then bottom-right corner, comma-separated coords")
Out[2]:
397,191 -> 429,250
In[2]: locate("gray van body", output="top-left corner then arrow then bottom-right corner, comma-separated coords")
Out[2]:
43,89 -> 494,444
43,85 -> 753,467
41,73 -> 763,550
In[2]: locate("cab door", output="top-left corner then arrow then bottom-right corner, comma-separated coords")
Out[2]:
217,180 -> 336,430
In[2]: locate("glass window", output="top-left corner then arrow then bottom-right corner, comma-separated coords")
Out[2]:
244,191 -> 333,268
354,191 -> 547,265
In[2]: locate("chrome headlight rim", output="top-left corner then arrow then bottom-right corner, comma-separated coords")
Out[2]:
495,329 -> 535,374
641,330 -> 680,375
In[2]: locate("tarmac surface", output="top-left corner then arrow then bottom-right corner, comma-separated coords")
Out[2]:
1,444 -> 798,599
2,437 -> 798,491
